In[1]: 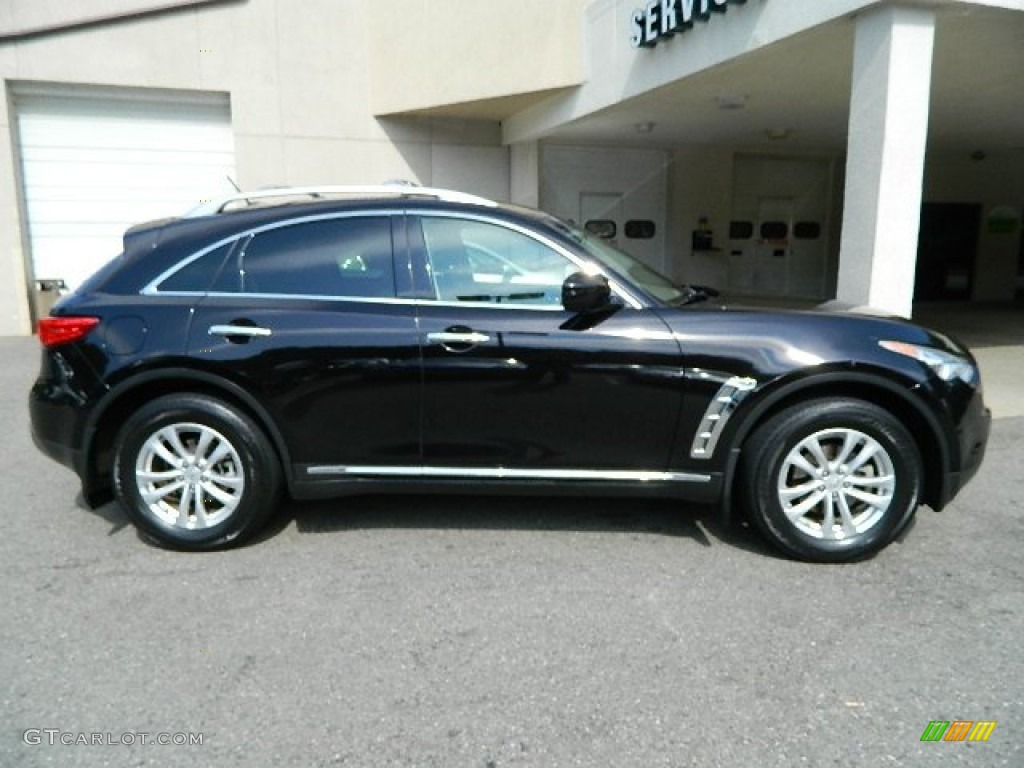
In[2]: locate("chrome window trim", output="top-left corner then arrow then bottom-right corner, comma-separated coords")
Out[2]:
141,235 -> 242,295
305,465 -> 712,483
141,210 -> 402,295
141,291 -> 568,311
142,207 -> 646,311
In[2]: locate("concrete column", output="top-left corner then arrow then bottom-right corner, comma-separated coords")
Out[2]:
837,6 -> 936,317
510,141 -> 540,208
0,95 -> 32,336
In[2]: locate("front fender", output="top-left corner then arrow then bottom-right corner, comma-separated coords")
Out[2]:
715,366 -> 956,526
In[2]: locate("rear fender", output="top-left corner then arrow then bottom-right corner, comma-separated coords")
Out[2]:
81,367 -> 295,501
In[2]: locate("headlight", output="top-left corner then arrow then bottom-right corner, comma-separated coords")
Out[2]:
879,340 -> 979,385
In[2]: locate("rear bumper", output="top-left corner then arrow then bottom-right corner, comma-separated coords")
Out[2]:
30,426 -> 82,474
30,383 -> 84,474
31,385 -> 116,508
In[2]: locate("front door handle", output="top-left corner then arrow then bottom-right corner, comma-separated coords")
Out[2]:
427,327 -> 491,353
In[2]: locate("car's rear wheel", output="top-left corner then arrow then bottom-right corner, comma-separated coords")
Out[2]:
741,398 -> 921,562
113,394 -> 281,550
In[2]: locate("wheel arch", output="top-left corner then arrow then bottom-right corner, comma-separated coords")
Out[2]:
720,371 -> 954,524
82,368 -> 294,505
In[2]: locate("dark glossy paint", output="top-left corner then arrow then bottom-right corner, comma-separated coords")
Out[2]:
29,197 -> 990,517
656,306 -> 989,510
416,303 -> 683,470
187,295 -> 421,467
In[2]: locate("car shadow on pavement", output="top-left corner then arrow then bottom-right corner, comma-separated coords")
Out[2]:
75,491 -> 774,558
276,494 -> 774,557
76,493 -> 133,535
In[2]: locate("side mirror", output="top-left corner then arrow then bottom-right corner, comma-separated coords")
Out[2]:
562,271 -> 611,314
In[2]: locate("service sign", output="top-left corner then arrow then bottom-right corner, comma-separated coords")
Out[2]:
630,0 -> 747,48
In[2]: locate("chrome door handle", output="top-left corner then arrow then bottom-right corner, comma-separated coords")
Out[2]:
208,324 -> 272,338
426,331 -> 490,344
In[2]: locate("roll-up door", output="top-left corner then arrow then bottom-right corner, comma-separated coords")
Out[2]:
14,86 -> 235,291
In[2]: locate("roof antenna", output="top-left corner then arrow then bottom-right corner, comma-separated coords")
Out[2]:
226,175 -> 241,192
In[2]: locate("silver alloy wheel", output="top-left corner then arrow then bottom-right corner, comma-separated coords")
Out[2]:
134,422 -> 245,530
777,427 -> 896,540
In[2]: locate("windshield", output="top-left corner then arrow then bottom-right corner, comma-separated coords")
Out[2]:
556,221 -> 687,305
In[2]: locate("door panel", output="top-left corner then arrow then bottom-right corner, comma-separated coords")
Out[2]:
189,298 -> 420,467
753,197 -> 792,295
412,213 -> 684,471
184,214 -> 421,469
418,305 -> 683,470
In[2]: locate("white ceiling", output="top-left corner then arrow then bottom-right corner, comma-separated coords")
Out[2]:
541,4 -> 1024,154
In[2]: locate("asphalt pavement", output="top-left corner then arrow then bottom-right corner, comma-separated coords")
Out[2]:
1,334 -> 1021,767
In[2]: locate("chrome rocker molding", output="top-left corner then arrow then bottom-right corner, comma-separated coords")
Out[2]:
304,465 -> 713,483
690,375 -> 758,459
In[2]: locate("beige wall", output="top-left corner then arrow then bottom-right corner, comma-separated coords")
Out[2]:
367,0 -> 587,117
0,1 -> 229,35
0,83 -> 31,334
0,0 -> 518,334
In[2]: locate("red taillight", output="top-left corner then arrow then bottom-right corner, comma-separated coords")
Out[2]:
37,316 -> 100,348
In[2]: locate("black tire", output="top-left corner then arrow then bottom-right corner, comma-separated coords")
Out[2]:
741,398 -> 921,562
113,393 -> 282,550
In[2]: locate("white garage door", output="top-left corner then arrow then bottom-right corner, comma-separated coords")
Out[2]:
14,86 -> 235,291
540,146 -> 669,274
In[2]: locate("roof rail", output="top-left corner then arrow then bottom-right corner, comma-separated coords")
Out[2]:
182,183 -> 497,218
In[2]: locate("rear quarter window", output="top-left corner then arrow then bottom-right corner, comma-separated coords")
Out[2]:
157,242 -> 234,292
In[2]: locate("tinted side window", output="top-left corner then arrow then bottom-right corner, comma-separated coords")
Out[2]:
158,242 -> 233,292
235,217 -> 395,297
420,217 -> 574,305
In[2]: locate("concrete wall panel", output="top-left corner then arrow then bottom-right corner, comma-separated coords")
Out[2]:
0,0 -> 509,334
368,0 -> 587,115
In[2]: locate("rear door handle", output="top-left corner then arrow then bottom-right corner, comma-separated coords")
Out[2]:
208,324 -> 272,338
426,331 -> 490,345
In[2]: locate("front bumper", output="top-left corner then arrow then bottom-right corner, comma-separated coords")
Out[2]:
937,390 -> 990,510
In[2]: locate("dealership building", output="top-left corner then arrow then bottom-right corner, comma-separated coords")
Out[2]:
0,0 -> 1021,335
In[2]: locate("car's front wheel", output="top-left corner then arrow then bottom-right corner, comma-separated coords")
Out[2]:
742,398 -> 922,562
113,394 -> 281,550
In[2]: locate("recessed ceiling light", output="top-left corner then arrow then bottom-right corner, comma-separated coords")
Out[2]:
634,121 -> 656,134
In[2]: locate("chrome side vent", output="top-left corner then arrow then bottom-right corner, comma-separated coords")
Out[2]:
690,375 -> 757,459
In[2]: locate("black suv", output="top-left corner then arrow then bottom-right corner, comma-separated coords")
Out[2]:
30,185 -> 990,561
